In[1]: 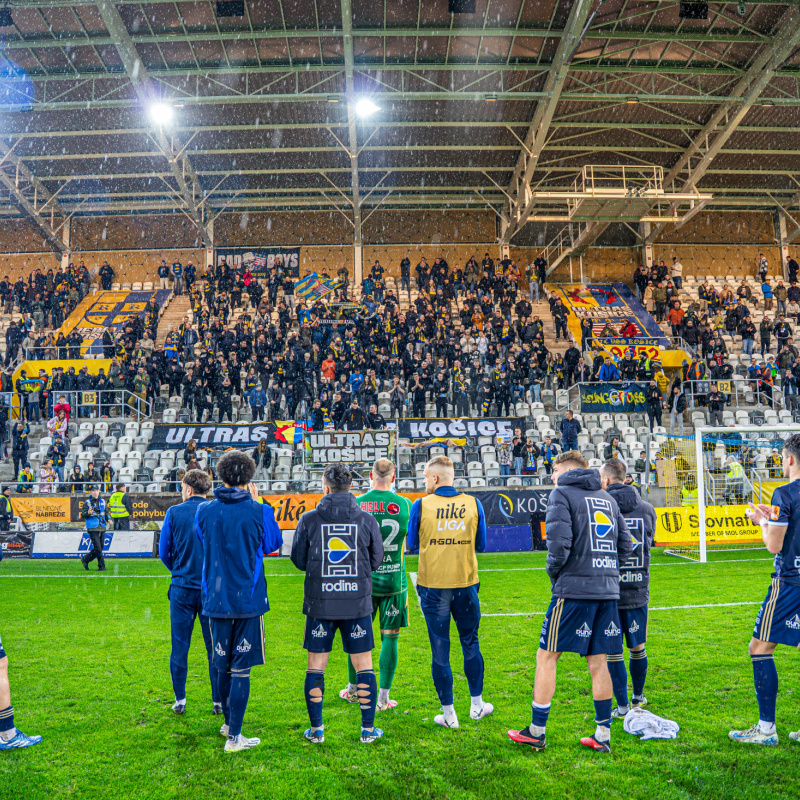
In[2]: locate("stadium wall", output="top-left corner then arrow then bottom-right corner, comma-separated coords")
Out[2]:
0,210 -> 784,286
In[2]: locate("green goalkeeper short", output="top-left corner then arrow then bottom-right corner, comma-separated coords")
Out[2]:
372,590 -> 409,630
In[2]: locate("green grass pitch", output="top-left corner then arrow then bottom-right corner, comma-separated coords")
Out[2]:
1,550 -> 799,799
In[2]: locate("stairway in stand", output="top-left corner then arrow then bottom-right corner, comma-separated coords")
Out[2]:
155,294 -> 191,345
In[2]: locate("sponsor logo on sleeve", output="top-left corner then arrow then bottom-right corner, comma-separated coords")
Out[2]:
770,505 -> 781,522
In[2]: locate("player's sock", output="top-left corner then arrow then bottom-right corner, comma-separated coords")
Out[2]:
593,698 -> 612,742
227,671 -> 250,739
305,669 -> 325,730
530,701 -> 550,735
751,654 -> 778,734
379,632 -> 399,692
356,670 -> 377,731
347,656 -> 357,693
0,706 -> 15,739
606,653 -> 629,709
441,704 -> 458,727
630,648 -> 648,701
217,670 -> 232,727
462,637 -> 485,700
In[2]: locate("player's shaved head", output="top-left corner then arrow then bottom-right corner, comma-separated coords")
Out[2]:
783,433 -> 800,479
599,459 -> 627,485
424,455 -> 454,494
551,450 -> 589,486
372,458 -> 395,480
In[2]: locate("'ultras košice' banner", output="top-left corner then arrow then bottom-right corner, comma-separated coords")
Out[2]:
397,418 -> 525,440
579,382 -> 649,413
148,422 -> 303,450
306,430 -> 396,464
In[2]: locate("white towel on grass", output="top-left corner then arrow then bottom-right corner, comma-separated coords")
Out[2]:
623,707 -> 680,740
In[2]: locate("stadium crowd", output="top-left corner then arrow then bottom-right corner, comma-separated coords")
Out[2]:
0,249 -> 797,490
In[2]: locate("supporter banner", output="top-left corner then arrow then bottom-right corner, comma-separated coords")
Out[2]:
478,488 -> 551,527
68,495 -> 180,526
32,530 -> 155,558
306,430 -> 396,465
0,532 -> 33,558
11,359 -> 113,392
11,496 -> 71,525
580,382 -> 648,413
59,290 -> 171,356
548,281 -> 691,368
486,525 -> 532,552
654,504 -> 761,547
754,481 -> 788,505
398,418 -> 524,440
216,247 -> 300,278
595,337 -> 663,362
148,421 -> 303,450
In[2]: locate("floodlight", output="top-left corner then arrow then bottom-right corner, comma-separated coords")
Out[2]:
354,98 -> 379,117
149,102 -> 174,126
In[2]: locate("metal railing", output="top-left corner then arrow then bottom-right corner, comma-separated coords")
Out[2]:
680,378 -> 785,412
14,388 -> 152,422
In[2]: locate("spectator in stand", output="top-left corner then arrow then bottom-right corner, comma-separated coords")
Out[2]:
540,436 -> 559,476
668,385 -> 687,435
47,436 -> 67,482
54,394 -> 71,424
707,384 -> 726,427
762,278 -> 774,310
667,301 -> 684,337
99,261 -> 114,290
670,256 -> 683,290
497,441 -> 512,476
598,357 -> 620,382
47,410 -> 69,441
787,255 -> 799,283
17,462 -> 34,493
39,460 -> 57,493
560,410 -> 581,453
251,440 -> 272,482
774,280 -> 788,317
11,422 -> 29,479
171,260 -> 183,296
645,380 -> 663,431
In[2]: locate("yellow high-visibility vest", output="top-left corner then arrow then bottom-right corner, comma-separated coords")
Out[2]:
108,491 -> 129,519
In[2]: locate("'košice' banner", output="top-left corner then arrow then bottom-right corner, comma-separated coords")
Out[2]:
216,247 -> 300,278
148,422 -> 303,450
579,382 -> 648,413
306,430 -> 396,465
397,418 -> 524,440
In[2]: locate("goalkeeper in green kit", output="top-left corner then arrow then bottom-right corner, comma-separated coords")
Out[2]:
339,458 -> 411,711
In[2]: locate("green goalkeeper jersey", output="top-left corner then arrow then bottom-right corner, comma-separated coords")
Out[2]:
358,489 -> 411,596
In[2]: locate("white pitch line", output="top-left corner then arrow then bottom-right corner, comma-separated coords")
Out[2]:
408,572 -> 424,612
483,600 -> 764,617
480,558 -> 773,573
0,573 -> 303,579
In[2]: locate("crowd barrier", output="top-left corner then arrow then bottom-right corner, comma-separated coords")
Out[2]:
0,487 -> 766,560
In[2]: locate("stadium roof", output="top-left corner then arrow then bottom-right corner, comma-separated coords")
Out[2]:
0,0 -> 799,253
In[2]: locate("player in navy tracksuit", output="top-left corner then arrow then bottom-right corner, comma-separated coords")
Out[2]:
0,544 -> 43,750
290,463 -> 385,744
731,432 -> 800,746
508,451 -> 632,753
158,469 -> 221,716
600,460 -> 657,719
195,451 -> 282,753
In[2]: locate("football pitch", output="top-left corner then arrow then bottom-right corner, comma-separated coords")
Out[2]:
1,550 -> 799,800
